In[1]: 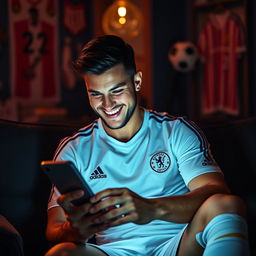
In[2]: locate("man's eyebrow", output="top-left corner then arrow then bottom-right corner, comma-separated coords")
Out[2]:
88,82 -> 127,94
109,82 -> 127,91
87,89 -> 100,94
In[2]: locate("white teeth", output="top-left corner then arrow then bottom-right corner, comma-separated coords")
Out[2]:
105,107 -> 121,115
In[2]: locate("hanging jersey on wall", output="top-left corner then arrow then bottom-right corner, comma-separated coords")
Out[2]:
9,0 -> 59,102
198,10 -> 246,115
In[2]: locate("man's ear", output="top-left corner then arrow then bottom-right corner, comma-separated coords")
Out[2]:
134,71 -> 142,91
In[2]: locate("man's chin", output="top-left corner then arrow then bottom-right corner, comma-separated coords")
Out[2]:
102,119 -> 125,130
95,103 -> 136,130
98,111 -> 126,130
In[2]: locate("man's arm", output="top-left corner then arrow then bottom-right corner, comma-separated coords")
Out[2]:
150,172 -> 230,223
88,172 -> 230,226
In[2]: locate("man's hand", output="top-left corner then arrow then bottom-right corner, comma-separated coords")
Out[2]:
89,188 -> 156,227
56,190 -> 109,241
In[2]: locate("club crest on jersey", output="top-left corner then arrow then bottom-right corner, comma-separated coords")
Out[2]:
150,152 -> 171,173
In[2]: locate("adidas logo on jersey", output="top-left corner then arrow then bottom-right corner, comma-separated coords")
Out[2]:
90,166 -> 107,179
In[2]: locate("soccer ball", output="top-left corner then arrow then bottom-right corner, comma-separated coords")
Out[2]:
168,41 -> 199,72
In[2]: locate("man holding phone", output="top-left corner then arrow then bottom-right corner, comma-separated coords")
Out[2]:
45,35 -> 249,256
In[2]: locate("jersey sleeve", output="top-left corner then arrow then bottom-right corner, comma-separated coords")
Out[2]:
171,117 -> 222,186
48,186 -> 61,210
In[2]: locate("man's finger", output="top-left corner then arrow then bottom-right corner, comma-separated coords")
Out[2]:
57,190 -> 84,211
90,188 -> 126,203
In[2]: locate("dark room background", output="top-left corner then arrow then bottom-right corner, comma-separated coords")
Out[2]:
0,0 -> 255,125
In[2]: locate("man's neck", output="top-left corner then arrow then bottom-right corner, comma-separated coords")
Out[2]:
102,107 -> 144,142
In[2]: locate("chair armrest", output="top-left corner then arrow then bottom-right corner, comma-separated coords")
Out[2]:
0,215 -> 24,256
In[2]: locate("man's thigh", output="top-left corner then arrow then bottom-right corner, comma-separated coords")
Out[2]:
176,224 -> 204,256
85,245 -> 109,256
176,194 -> 215,256
45,242 -> 109,256
90,231 -> 187,256
46,232 -> 187,256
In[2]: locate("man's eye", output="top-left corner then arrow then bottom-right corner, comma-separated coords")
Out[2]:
90,93 -> 101,98
112,89 -> 123,95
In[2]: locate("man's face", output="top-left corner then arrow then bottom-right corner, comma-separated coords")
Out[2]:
83,63 -> 142,130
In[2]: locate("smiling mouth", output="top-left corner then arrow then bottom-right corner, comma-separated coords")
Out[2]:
103,106 -> 123,118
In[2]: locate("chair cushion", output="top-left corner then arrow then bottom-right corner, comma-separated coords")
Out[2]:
0,215 -> 24,256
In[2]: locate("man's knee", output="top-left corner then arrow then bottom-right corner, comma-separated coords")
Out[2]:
178,194 -> 248,255
203,194 -> 247,221
45,242 -> 78,256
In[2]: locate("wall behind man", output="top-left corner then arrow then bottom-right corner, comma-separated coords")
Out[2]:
1,0 -> 255,123
151,0 -> 194,117
247,0 -> 256,116
152,0 -> 256,120
0,0 -> 94,123
0,0 -> 9,101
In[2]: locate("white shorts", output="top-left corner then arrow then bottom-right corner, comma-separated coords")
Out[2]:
88,225 -> 187,256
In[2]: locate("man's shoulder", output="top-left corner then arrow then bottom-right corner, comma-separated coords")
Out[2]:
53,120 -> 99,160
58,120 -> 99,147
145,110 -> 200,136
146,109 -> 179,124
76,119 -> 100,136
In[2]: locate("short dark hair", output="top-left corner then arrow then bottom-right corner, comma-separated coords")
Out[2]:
72,35 -> 136,76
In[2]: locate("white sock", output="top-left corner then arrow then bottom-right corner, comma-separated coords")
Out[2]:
196,213 -> 250,256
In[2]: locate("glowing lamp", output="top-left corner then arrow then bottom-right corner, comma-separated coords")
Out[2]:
102,0 -> 142,37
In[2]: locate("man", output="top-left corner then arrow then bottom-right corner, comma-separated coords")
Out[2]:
45,35 -> 249,256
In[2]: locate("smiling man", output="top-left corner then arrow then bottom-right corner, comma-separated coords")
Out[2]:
45,35 -> 249,256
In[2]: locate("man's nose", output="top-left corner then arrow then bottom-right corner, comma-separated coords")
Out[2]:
102,95 -> 115,109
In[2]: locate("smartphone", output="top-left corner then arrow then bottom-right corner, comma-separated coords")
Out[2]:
41,160 -> 94,206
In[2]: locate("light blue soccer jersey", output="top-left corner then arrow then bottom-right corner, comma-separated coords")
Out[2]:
48,109 -> 222,245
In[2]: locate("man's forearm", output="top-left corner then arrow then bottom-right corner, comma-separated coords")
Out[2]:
150,184 -> 230,223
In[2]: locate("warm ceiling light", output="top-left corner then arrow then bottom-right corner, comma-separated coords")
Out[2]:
119,17 -> 126,24
102,0 -> 143,38
118,6 -> 126,17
